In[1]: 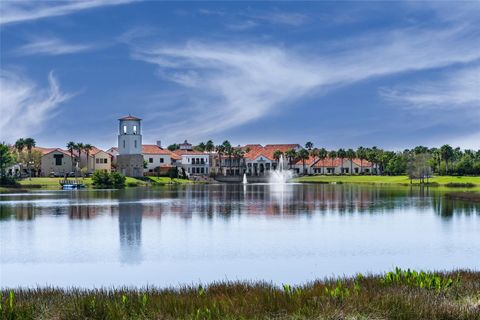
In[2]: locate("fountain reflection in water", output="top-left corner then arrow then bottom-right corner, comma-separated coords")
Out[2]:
268,155 -> 294,214
242,173 -> 248,184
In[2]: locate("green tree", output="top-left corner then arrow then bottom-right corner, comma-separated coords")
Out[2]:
0,143 -> 15,185
298,148 -> 310,175
356,147 -> 366,174
83,144 -> 93,172
195,142 -> 206,152
222,140 -> 233,175
337,148 -> 346,175
328,150 -> 337,174
273,150 -> 283,169
23,138 -> 36,177
346,149 -> 356,175
285,149 -> 297,169
440,144 -> 454,174
317,148 -> 328,174
76,143 -> 84,171
167,144 -> 179,151
205,140 -> 215,152
66,141 -> 76,172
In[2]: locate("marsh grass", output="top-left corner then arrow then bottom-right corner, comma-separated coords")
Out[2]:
2,269 -> 479,319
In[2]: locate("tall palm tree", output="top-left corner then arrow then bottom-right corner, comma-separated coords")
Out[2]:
76,143 -> 84,170
233,148 -> 245,175
305,141 -> 313,151
430,148 -> 442,174
337,148 -> 346,175
215,144 -> 225,175
285,149 -> 297,169
328,150 -> 337,175
440,144 -> 453,174
298,148 -> 310,175
23,138 -> 36,177
83,144 -> 93,172
14,139 -> 25,175
346,149 -> 356,175
356,146 -> 366,174
14,138 -> 25,154
318,148 -> 328,174
66,141 -> 76,172
222,140 -> 233,175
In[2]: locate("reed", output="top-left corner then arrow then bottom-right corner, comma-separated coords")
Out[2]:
1,269 -> 479,319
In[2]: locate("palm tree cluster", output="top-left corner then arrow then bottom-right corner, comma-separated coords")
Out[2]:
66,141 -> 93,172
214,140 -> 246,175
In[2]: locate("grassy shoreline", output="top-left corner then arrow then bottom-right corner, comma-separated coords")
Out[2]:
2,269 -> 479,319
294,175 -> 480,190
0,177 -> 192,192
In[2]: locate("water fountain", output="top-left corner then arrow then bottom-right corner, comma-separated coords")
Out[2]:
269,155 -> 293,184
242,173 -> 248,184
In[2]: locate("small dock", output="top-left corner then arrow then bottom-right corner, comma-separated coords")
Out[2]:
59,179 -> 86,189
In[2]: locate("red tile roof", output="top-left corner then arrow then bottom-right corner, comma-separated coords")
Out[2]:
119,115 -> 141,121
243,144 -> 300,161
310,157 -> 373,167
34,147 -> 72,157
142,144 -> 174,155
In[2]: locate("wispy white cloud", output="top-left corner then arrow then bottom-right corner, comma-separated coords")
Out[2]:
380,66 -> 480,110
198,8 -> 308,29
0,70 -> 73,143
0,0 -> 136,25
249,12 -> 308,26
126,19 -> 480,141
14,36 -> 92,56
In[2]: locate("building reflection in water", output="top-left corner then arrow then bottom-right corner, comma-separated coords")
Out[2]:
118,201 -> 143,264
0,185 -> 478,225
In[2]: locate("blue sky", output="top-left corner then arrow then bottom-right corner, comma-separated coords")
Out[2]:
1,1 -> 479,150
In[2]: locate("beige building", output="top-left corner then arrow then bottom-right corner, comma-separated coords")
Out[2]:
91,148 -> 113,172
36,147 -> 75,177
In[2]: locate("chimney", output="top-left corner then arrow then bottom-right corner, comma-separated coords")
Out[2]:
156,140 -> 162,148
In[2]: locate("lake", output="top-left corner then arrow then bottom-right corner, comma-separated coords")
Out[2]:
1,183 -> 479,288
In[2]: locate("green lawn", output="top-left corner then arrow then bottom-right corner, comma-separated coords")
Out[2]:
13,176 -> 191,189
294,175 -> 480,187
15,177 -> 149,189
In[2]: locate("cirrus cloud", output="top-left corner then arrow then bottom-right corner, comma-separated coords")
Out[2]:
0,70 -> 73,143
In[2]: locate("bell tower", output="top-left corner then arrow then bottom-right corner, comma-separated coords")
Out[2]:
116,115 -> 144,177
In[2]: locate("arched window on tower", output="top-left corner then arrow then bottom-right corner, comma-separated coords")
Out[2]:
133,125 -> 137,135
123,125 -> 127,134
134,140 -> 137,148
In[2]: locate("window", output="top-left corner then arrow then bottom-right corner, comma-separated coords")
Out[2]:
149,158 -> 153,163
123,125 -> 127,134
123,140 -> 125,148
103,158 -> 108,164
54,154 -> 63,166
96,158 -> 99,164
160,158 -> 164,163
134,140 -> 137,148
133,125 -> 137,134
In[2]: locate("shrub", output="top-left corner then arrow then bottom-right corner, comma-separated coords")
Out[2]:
92,171 -> 126,189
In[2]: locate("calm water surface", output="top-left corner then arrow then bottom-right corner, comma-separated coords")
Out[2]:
1,184 -> 479,288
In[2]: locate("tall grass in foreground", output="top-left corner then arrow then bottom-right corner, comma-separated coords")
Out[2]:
1,269 -> 479,319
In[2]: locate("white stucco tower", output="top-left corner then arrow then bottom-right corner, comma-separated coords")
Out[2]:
117,115 -> 144,177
